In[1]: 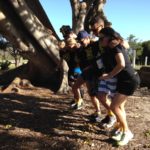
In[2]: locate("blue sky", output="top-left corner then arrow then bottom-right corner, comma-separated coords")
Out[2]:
39,0 -> 150,41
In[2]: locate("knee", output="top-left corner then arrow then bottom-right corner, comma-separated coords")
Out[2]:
110,103 -> 118,113
72,83 -> 79,92
97,93 -> 106,103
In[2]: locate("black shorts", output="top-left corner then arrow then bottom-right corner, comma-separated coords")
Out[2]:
86,78 -> 98,96
81,67 -> 95,81
117,74 -> 140,96
81,69 -> 98,96
80,68 -> 98,96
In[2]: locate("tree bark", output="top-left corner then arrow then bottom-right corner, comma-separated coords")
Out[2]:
70,0 -> 107,33
0,0 -> 68,92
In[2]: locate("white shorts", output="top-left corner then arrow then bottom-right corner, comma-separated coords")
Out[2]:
98,78 -> 117,98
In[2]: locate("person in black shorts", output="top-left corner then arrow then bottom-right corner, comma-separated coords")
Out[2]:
90,16 -> 117,127
98,27 -> 140,146
59,38 -> 83,100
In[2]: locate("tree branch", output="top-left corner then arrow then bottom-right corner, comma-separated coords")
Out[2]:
84,0 -> 108,31
74,2 -> 87,33
70,0 -> 80,31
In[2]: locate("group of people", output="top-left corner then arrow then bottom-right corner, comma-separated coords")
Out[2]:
59,16 -> 140,146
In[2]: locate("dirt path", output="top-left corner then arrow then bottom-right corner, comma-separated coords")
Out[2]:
0,87 -> 150,150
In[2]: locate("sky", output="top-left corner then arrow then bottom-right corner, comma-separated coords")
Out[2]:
39,0 -> 150,41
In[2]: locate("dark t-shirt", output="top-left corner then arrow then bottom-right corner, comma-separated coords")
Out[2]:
102,44 -> 136,82
60,47 -> 78,76
77,41 -> 101,70
77,41 -> 105,78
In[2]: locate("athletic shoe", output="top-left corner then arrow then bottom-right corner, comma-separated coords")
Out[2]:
101,115 -> 116,128
109,127 -> 120,136
71,101 -> 83,110
88,111 -> 101,123
117,131 -> 134,146
70,100 -> 76,105
101,115 -> 110,124
111,128 -> 123,141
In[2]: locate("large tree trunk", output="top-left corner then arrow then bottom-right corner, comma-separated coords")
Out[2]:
0,0 -> 68,92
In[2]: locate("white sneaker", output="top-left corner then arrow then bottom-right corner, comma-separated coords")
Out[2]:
102,115 -> 116,128
71,101 -> 83,110
117,131 -> 134,146
110,127 -> 121,136
71,102 -> 76,108
89,112 -> 102,123
95,116 -> 102,123
111,129 -> 123,141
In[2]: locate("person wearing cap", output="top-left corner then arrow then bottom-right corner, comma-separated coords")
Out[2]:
98,27 -> 140,146
90,17 -> 117,128
72,30 -> 103,122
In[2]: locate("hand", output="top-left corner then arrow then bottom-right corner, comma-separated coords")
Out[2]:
99,73 -> 110,80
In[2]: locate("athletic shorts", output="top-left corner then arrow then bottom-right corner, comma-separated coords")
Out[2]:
81,67 -> 94,82
117,73 -> 140,96
98,78 -> 117,98
80,67 -> 98,96
86,77 -> 99,97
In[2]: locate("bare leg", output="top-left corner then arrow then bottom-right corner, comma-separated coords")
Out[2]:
110,93 -> 129,132
97,93 -> 109,111
120,100 -> 126,123
72,76 -> 85,100
86,82 -> 101,113
90,96 -> 101,112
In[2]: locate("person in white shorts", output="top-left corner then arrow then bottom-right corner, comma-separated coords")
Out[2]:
97,77 -> 117,128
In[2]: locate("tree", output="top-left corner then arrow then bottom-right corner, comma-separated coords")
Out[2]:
127,34 -> 143,64
142,41 -> 150,65
0,0 -> 108,92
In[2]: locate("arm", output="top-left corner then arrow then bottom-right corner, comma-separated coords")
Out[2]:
99,52 -> 125,80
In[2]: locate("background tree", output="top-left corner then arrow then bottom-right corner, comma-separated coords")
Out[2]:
0,0 -> 108,92
142,41 -> 150,65
127,34 -> 143,65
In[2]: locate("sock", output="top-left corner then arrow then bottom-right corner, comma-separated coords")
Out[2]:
76,98 -> 83,105
114,122 -> 123,131
96,111 -> 101,116
108,110 -> 115,116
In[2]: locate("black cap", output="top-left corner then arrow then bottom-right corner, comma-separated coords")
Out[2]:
77,30 -> 89,40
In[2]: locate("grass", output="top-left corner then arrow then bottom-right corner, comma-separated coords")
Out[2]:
134,65 -> 150,70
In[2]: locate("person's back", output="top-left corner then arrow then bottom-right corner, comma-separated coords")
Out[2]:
72,30 -> 102,122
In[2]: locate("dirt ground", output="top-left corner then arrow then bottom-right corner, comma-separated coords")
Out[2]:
0,86 -> 150,150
